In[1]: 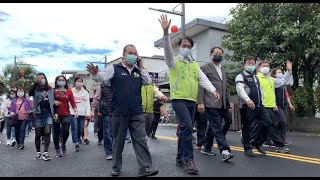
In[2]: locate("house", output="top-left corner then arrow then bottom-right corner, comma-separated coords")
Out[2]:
153,18 -> 230,97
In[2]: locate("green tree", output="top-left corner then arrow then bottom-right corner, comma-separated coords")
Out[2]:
222,3 -> 320,116
222,63 -> 242,96
0,75 -> 5,95
1,62 -> 37,93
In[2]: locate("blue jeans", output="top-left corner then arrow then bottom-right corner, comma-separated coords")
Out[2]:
70,115 -> 85,144
102,115 -> 112,155
172,99 -> 196,162
14,120 -> 28,145
4,116 -> 15,140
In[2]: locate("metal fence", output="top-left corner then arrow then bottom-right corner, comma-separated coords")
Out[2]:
229,95 -> 242,131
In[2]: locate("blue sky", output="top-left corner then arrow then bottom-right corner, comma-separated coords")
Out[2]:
0,3 -> 237,82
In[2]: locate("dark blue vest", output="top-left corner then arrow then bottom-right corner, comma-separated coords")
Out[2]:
110,63 -> 143,116
99,82 -> 112,116
241,73 -> 263,108
275,86 -> 287,108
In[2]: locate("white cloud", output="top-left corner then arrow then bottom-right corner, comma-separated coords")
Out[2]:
0,3 -> 237,83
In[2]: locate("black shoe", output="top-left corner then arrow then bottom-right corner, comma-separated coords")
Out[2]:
19,145 -> 24,150
55,149 -> 62,157
111,169 -> 120,176
176,157 -> 184,167
262,140 -> 276,148
34,152 -> 42,160
255,145 -> 267,155
98,140 -> 102,145
185,160 -> 199,174
138,167 -> 159,177
79,139 -> 82,144
244,149 -> 255,157
74,144 -> 80,152
41,152 -> 51,161
61,144 -> 66,155
150,133 -> 157,139
84,139 -> 89,145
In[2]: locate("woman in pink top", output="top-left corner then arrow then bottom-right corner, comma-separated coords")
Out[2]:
9,87 -> 31,150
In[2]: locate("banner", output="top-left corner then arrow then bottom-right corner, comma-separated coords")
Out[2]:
149,72 -> 159,83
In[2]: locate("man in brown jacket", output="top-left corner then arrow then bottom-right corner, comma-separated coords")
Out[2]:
197,47 -> 234,161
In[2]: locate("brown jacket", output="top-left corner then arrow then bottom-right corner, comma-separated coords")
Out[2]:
197,62 -> 230,109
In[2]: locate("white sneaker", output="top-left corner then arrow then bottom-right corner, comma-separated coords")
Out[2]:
6,139 -> 11,145
221,150 -> 234,161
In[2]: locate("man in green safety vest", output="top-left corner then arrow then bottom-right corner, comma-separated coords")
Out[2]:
159,14 -> 220,175
141,84 -> 167,138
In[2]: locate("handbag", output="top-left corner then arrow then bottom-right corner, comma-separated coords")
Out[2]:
28,91 -> 49,121
8,100 -> 25,126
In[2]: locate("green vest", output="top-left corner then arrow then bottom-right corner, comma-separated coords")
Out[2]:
141,84 -> 155,113
169,58 -> 199,102
257,72 -> 276,108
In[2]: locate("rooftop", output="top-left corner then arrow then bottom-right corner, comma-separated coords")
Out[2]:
61,70 -> 89,75
107,55 -> 165,64
154,18 -> 227,48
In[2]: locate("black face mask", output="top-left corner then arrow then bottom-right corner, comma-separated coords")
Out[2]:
212,55 -> 223,62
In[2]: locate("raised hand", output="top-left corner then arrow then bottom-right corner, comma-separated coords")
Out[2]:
286,60 -> 292,71
158,14 -> 171,35
86,63 -> 99,75
137,56 -> 144,68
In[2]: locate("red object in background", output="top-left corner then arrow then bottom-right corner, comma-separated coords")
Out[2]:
171,25 -> 178,33
19,69 -> 25,75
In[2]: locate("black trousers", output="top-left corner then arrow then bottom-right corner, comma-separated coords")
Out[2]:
97,115 -> 103,141
246,107 -> 284,148
203,108 -> 231,153
53,116 -> 70,150
150,113 -> 161,135
194,110 -> 207,146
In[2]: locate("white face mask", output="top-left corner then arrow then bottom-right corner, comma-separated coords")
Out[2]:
17,92 -> 24,98
179,48 -> 191,58
260,67 -> 270,75
40,79 -> 46,85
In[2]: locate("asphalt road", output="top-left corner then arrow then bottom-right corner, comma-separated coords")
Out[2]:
0,123 -> 319,177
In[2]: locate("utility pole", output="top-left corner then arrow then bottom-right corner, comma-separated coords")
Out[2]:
13,56 -> 17,83
149,3 -> 186,38
181,3 -> 185,38
105,55 -> 107,68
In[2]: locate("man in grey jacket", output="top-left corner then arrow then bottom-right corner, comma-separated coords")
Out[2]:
197,47 -> 234,161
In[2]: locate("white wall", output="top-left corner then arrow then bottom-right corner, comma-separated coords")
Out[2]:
143,58 -> 168,73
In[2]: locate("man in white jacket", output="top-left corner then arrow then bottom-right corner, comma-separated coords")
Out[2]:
69,77 -> 91,152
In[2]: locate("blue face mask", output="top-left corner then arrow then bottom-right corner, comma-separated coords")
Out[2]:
180,48 -> 191,58
277,73 -> 284,79
57,81 -> 66,87
126,54 -> 138,65
245,65 -> 256,74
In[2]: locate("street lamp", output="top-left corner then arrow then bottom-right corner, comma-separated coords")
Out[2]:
149,3 -> 186,38
86,55 -> 107,68
13,56 -> 37,84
